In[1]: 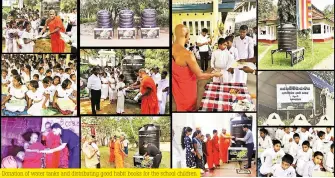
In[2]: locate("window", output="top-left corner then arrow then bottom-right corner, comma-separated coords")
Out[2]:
189,21 -> 193,35
312,25 -> 321,34
324,25 -> 326,34
207,21 -> 211,34
195,21 -> 199,35
201,21 -> 204,31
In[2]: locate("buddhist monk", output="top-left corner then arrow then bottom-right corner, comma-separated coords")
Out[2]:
42,122 -> 60,168
114,135 -> 127,168
22,130 -> 45,168
212,129 -> 220,167
138,69 -> 159,114
206,134 -> 214,170
172,24 -> 222,111
109,136 -> 116,164
40,9 -> 65,53
219,128 -> 233,164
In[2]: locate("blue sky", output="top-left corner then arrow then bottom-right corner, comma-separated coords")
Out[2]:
272,0 -> 334,11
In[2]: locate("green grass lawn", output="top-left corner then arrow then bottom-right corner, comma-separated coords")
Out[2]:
2,39 -> 71,53
258,40 -> 334,70
258,42 -> 271,55
81,146 -> 170,168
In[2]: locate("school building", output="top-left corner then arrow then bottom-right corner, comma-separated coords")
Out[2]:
258,4 -> 334,43
172,0 -> 256,43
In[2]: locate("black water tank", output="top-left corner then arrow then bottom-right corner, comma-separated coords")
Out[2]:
122,54 -> 145,84
138,124 -> 160,155
141,9 -> 157,28
230,115 -> 253,147
277,23 -> 297,50
97,10 -> 112,28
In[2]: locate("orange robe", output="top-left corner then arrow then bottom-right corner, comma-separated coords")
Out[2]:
212,135 -> 220,166
48,16 -> 65,53
114,140 -> 124,168
206,139 -> 214,169
219,134 -> 230,163
109,141 -> 115,163
43,131 -> 61,168
22,142 -> 45,168
140,76 -> 159,114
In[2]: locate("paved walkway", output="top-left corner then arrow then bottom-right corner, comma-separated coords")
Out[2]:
313,53 -> 334,70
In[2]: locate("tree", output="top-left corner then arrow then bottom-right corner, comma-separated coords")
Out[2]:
60,0 -> 76,13
278,0 -> 296,24
258,0 -> 277,21
323,4 -> 334,19
23,0 -> 40,9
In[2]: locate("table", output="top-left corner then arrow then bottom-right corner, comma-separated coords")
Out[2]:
199,82 -> 254,111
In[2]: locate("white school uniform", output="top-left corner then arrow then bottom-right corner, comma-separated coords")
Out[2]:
22,72 -> 32,85
271,164 -> 296,177
303,160 -> 321,177
323,151 -> 334,173
196,35 -> 210,52
299,131 -> 312,143
312,138 -> 325,153
296,148 -> 313,176
2,75 -> 10,84
282,132 -> 294,153
61,73 -> 70,83
5,85 -> 28,112
108,77 -> 117,100
325,131 -> 334,142
5,28 -> 14,53
258,135 -> 273,150
48,84 -> 59,103
71,80 -> 77,91
13,29 -> 24,53
232,36 -> 254,84
211,49 -> 234,83
31,19 -> 40,36
116,82 -> 126,113
288,140 -> 302,164
21,30 -> 35,52
152,73 -> 161,85
100,77 -> 109,99
27,89 -> 48,116
157,78 -> 169,114
260,148 -> 285,175
275,129 -> 285,143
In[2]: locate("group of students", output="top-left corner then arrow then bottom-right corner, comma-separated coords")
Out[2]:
258,127 -> 334,177
1,122 -> 80,168
177,125 -> 254,174
3,7 -> 77,53
86,66 -> 169,115
1,54 -> 77,116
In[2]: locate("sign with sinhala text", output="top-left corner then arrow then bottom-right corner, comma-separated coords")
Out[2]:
276,84 -> 314,110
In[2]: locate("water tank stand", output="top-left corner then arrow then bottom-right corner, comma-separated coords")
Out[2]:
271,47 -> 305,67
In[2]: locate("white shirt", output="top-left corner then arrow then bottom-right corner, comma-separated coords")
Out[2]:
123,139 -> 129,147
91,142 -> 100,156
260,148 -> 285,175
299,131 -> 312,143
116,82 -> 126,97
296,148 -> 313,176
196,35 -> 210,52
211,49 -> 234,83
282,132 -> 293,153
323,151 -> 334,173
48,84 -> 59,102
56,85 -> 73,99
61,73 -> 70,83
27,89 -> 44,102
87,74 -> 102,90
2,75 -> 10,84
271,164 -> 296,177
21,30 -> 35,53
258,135 -> 273,150
9,85 -> 28,99
288,140 -> 303,164
227,46 -> 239,61
325,131 -> 334,142
303,160 -> 321,177
313,138 -> 325,153
152,73 -> 161,85
71,80 -> 77,91
157,78 -> 169,102
233,36 -> 254,59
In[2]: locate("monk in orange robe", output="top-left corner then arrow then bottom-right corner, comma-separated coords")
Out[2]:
40,10 -> 65,53
219,129 -> 232,164
138,69 -> 159,114
172,24 -> 221,111
206,134 -> 214,170
212,130 -> 220,167
42,125 -> 61,168
109,136 -> 116,163
114,135 -> 127,168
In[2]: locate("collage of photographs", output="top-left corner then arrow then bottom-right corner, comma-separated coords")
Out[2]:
0,0 -> 334,178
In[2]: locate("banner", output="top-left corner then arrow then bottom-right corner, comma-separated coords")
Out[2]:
41,117 -> 80,135
276,84 -> 314,110
296,0 -> 312,30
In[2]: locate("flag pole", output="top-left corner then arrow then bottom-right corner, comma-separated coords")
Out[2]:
311,0 -> 314,62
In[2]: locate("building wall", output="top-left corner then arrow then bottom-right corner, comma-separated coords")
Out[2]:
172,12 -> 221,44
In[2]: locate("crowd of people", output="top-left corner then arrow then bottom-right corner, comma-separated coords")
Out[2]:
172,24 -> 257,111
173,125 -> 254,174
85,66 -> 169,115
258,127 -> 334,177
2,6 -> 77,53
1,54 -> 77,116
1,122 -> 80,168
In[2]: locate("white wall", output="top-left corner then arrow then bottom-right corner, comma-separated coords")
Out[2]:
235,3 -> 256,24
312,23 -> 334,40
258,25 -> 277,41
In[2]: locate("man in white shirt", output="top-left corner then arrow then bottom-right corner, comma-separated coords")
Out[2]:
289,133 -> 302,166
196,28 -> 212,71
210,38 -> 234,83
270,154 -> 296,177
157,71 -> 169,114
123,137 -> 129,155
87,67 -> 102,115
233,25 -> 254,84
151,67 -> 161,85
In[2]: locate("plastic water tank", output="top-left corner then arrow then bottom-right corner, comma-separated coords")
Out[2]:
277,23 -> 297,50
230,115 -> 253,147
138,124 -> 160,155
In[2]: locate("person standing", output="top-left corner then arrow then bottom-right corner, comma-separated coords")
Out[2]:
109,136 -> 116,165
82,135 -> 99,168
157,71 -> 169,114
206,134 -> 214,170
236,124 -> 254,169
212,130 -> 220,167
138,69 -> 159,114
87,67 -> 102,115
40,9 -> 65,53
123,137 -> 129,155
143,142 -> 162,168
42,122 -> 61,168
233,25 -> 254,84
40,123 -> 80,168
196,28 -> 212,71
219,129 -> 232,164
114,135 -> 127,168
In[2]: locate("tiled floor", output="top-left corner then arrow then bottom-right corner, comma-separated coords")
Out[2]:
202,161 -> 256,177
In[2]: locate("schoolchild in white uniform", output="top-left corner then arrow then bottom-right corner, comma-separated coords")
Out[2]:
269,154 -> 296,177
258,128 -> 273,150
302,151 -> 323,177
282,127 -> 293,153
116,74 -> 126,114
260,140 -> 285,176
296,141 -> 313,176
313,131 -> 326,154
288,133 -> 302,166
323,143 -> 334,173
157,71 -> 169,114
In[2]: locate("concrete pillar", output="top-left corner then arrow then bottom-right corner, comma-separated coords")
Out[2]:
213,0 -> 219,41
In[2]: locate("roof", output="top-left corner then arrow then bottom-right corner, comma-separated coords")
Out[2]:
307,72 -> 334,92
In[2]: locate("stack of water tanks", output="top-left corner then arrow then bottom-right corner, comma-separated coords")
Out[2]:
119,10 -> 135,28
141,9 -> 157,28
97,10 -> 112,28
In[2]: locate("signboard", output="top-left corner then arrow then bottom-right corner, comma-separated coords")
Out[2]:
276,84 -> 314,110
228,148 -> 248,161
41,117 -> 80,135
